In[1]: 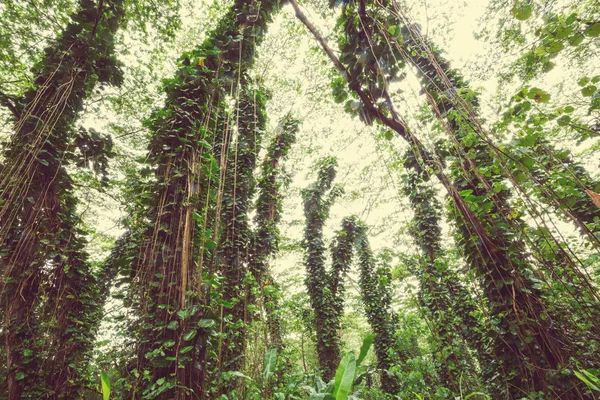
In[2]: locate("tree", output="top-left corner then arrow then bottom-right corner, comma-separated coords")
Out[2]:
125,0 -> 282,397
402,155 -> 485,395
301,156 -> 344,379
353,220 -> 402,395
0,0 -> 124,397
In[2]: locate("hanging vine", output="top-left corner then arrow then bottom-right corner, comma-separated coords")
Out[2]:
215,81 -> 266,393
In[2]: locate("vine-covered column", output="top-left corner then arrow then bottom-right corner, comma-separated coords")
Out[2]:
129,0 -> 281,397
0,0 -> 124,397
250,116 -> 298,350
402,154 -> 486,395
215,82 -> 266,392
301,156 -> 344,379
353,219 -> 402,395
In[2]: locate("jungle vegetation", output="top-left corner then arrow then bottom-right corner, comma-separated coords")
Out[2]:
0,0 -> 599,398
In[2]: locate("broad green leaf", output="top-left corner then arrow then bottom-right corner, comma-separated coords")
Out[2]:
546,41 -> 564,53
229,371 -> 252,380
100,371 -> 111,400
578,77 -> 590,87
198,319 -> 215,328
333,352 -> 356,400
582,85 -> 597,97
183,329 -> 197,341
166,320 -> 178,330
180,345 -> 194,354
464,392 -> 491,399
569,32 -> 585,46
511,3 -> 532,20
585,23 -> 600,37
356,334 -> 375,365
263,348 -> 278,381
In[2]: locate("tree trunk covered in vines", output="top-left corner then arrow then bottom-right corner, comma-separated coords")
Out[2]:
353,220 -> 401,395
250,117 -> 297,354
0,0 -> 123,397
402,160 -> 485,394
399,23 -> 595,398
129,0 -> 280,397
216,83 -> 266,390
301,157 -> 344,380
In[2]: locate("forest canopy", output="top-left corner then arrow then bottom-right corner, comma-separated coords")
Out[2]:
0,0 -> 599,399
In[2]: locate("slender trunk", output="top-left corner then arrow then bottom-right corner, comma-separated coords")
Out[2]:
354,221 -> 402,395
301,157 -> 344,380
402,163 -> 486,393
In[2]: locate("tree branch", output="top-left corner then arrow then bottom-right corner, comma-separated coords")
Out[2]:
0,90 -> 21,120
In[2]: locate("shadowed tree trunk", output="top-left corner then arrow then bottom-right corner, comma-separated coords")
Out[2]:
128,0 -> 281,397
0,0 -> 124,397
402,158 -> 486,394
250,116 -> 298,380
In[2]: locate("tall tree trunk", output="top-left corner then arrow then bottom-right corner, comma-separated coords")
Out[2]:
301,157 -> 344,380
0,0 -> 123,397
250,116 -> 297,385
215,83 -> 266,393
353,220 -> 402,395
129,0 -> 281,397
402,160 -> 486,394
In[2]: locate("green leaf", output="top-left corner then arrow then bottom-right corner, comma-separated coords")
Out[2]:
198,319 -> 215,328
180,345 -> 194,354
585,23 -> 600,37
229,371 -> 252,380
574,370 -> 600,391
511,3 -> 532,20
262,348 -> 278,381
177,309 -> 190,320
333,352 -> 356,400
569,32 -> 585,46
546,41 -> 564,53
166,320 -> 178,330
356,334 -> 375,365
204,239 -> 217,250
528,88 -> 551,103
100,371 -> 111,400
183,329 -> 197,341
582,85 -> 597,97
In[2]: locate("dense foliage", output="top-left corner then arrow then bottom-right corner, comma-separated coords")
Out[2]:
1,0 -> 599,399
